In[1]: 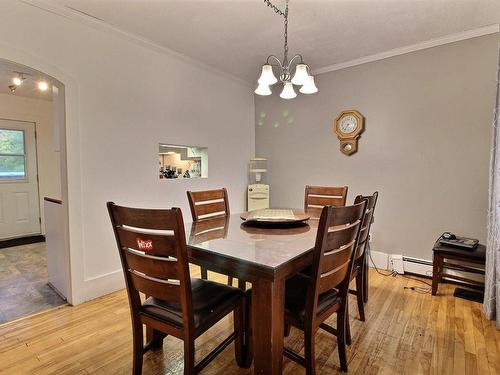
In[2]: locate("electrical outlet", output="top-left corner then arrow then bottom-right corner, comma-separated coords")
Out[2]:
389,254 -> 404,274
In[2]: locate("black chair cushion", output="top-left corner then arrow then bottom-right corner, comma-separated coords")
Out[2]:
285,273 -> 341,325
141,278 -> 244,332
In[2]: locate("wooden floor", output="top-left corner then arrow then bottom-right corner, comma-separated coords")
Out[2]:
0,268 -> 498,375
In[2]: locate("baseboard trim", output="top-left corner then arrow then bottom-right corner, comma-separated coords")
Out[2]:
368,250 -> 390,270
80,269 -> 125,303
0,235 -> 45,249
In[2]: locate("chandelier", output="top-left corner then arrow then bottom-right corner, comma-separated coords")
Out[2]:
255,0 -> 318,99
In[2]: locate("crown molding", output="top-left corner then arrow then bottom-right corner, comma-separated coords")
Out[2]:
17,1 -> 500,83
313,24 -> 500,76
19,0 -> 252,88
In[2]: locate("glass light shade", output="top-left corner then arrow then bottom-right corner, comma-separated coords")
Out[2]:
280,82 -> 297,99
254,83 -> 272,96
291,64 -> 309,85
257,64 -> 278,85
299,75 -> 318,94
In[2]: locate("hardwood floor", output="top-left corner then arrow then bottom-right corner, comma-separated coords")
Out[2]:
0,268 -> 498,374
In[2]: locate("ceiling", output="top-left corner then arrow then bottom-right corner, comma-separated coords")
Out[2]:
0,60 -> 53,100
53,0 -> 500,83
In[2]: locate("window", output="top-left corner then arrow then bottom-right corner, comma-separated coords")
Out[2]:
0,129 -> 26,180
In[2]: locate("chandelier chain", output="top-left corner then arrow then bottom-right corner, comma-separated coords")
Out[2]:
263,0 -> 285,17
283,1 -> 289,64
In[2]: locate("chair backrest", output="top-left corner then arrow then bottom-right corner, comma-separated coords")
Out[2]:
187,188 -> 230,221
353,192 -> 378,261
107,202 -> 193,329
307,202 -> 366,320
304,185 -> 348,219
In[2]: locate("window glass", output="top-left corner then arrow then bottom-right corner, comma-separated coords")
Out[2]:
0,129 -> 26,179
0,129 -> 24,154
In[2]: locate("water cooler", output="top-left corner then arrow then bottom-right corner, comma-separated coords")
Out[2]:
248,158 -> 269,211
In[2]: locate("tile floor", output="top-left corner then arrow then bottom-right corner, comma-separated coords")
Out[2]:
0,242 -> 66,324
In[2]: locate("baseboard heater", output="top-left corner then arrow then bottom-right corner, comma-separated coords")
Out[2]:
401,256 -> 433,277
401,256 -> 484,283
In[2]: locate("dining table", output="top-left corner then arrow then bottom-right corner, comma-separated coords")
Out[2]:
185,210 -> 319,375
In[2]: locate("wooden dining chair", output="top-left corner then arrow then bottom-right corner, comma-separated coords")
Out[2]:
187,188 -> 233,285
304,185 -> 348,219
282,201 -> 366,374
107,202 -> 249,375
346,192 -> 378,341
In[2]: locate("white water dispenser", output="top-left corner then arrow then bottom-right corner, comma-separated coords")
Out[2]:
248,158 -> 269,211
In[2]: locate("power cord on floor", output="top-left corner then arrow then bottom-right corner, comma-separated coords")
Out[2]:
367,241 -> 431,294
367,241 -> 398,277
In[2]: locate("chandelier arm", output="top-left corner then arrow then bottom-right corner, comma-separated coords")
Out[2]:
266,55 -> 285,77
286,54 -> 304,70
266,55 -> 283,66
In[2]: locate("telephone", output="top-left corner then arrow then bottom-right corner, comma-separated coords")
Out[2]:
441,232 -> 456,240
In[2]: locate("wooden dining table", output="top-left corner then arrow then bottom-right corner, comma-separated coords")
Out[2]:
185,210 -> 319,374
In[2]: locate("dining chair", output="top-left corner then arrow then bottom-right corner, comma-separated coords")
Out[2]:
304,185 -> 348,219
187,188 -> 234,285
107,202 -> 249,375
282,201 -> 367,374
346,192 -> 378,342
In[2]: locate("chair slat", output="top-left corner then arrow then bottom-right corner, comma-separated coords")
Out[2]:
306,186 -> 347,196
318,262 -> 350,294
358,225 -> 370,245
195,201 -> 227,217
129,271 -> 181,302
325,225 -> 359,250
320,243 -> 354,274
124,248 -> 179,280
116,227 -> 178,257
189,189 -> 225,202
308,196 -> 345,207
112,204 -> 177,230
328,207 -> 364,227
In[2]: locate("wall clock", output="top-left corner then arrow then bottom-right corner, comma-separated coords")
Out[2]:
334,110 -> 365,156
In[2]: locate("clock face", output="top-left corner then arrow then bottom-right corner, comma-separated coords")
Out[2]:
339,115 -> 358,134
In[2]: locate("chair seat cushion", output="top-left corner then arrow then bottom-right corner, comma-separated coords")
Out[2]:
141,278 -> 244,332
285,273 -> 341,325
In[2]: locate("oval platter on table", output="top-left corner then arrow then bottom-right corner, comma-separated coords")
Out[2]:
240,208 -> 310,228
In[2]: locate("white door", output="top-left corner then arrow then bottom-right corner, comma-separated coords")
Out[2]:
0,120 -> 40,239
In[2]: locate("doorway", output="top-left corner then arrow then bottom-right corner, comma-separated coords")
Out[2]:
0,60 -> 68,324
0,120 -> 41,240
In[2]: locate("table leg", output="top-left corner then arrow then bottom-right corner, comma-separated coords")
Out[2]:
363,253 -> 369,303
432,254 -> 440,296
252,278 -> 285,375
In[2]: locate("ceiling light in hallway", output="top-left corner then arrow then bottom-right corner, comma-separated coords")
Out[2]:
38,81 -> 49,91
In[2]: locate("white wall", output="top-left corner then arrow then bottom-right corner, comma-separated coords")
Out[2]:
0,1 -> 255,304
0,93 -> 61,234
256,34 -> 498,262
